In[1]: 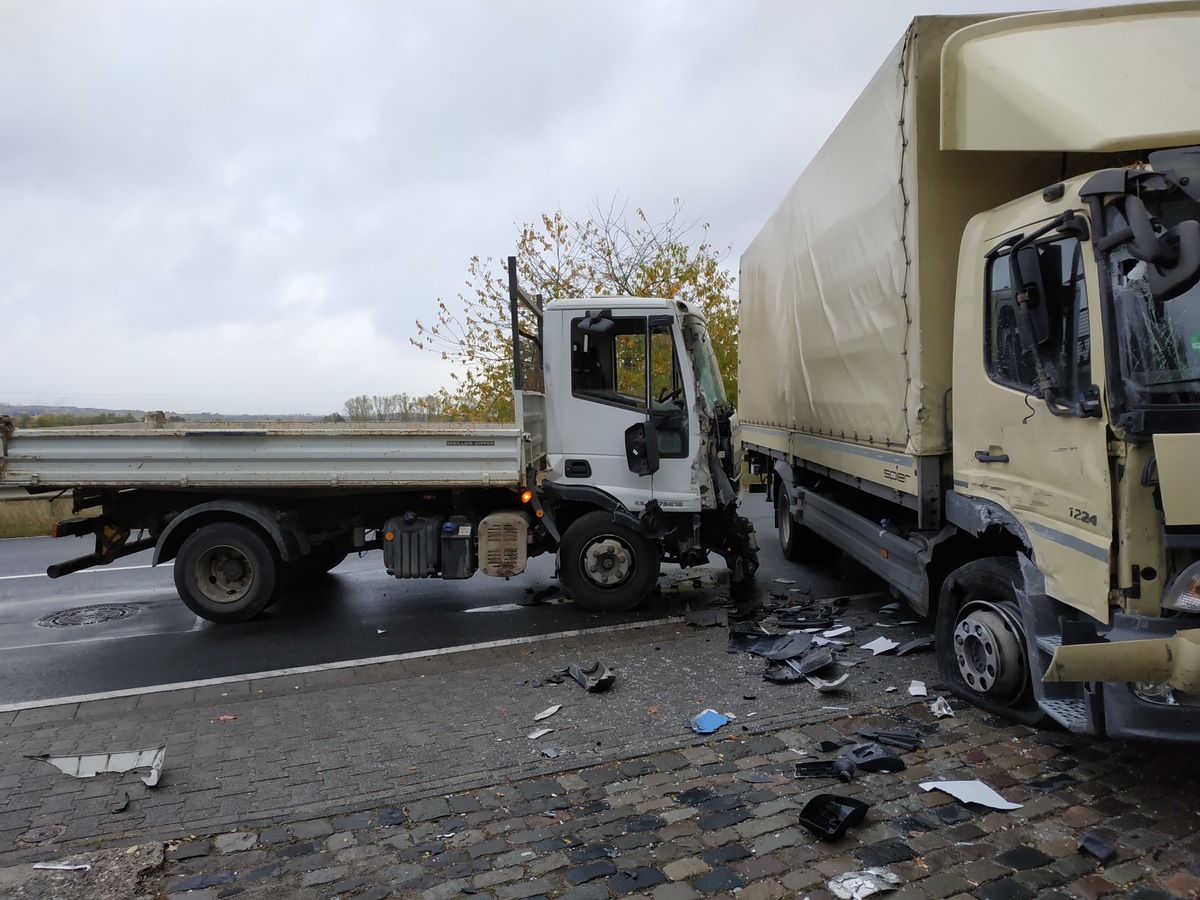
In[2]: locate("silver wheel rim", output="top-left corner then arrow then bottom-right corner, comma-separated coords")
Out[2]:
581,536 -> 634,588
952,600 -> 1028,702
194,544 -> 255,605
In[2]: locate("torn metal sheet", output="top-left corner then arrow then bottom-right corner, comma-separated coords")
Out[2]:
1042,628 -> 1200,692
688,709 -> 729,734
533,705 -> 561,721
919,779 -> 1022,810
28,745 -> 166,787
861,636 -> 900,655
828,867 -> 900,899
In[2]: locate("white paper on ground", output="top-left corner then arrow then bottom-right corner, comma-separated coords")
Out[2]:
919,780 -> 1023,810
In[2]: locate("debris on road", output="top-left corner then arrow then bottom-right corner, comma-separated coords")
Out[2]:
533,705 -> 561,721
31,862 -> 91,871
794,759 -> 856,782
799,794 -> 871,841
28,745 -> 167,788
828,867 -> 900,899
919,779 -> 1023,810
844,742 -> 906,773
684,608 -> 728,627
111,791 -> 130,814
560,661 -> 616,692
807,673 -> 849,692
729,630 -> 812,660
860,636 -> 900,655
527,728 -> 553,740
688,709 -> 729,734
929,696 -> 955,718
895,635 -> 935,655
908,680 -> 927,697
1078,831 -> 1118,863
855,727 -> 923,751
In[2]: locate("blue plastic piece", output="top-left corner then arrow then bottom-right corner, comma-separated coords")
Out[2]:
688,709 -> 729,734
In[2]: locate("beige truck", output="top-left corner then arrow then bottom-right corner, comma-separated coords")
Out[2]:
739,2 -> 1200,740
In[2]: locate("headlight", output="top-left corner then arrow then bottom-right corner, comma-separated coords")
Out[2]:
1163,560 -> 1200,612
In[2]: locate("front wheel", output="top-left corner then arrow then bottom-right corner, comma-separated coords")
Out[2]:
174,522 -> 280,623
558,511 -> 660,612
775,485 -> 841,564
935,557 -> 1044,725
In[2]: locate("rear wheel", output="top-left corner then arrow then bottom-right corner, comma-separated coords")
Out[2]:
775,484 -> 841,564
935,557 -> 1044,725
559,511 -> 659,612
174,522 -> 279,623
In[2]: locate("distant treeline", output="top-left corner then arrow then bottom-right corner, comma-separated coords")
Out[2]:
8,412 -> 159,428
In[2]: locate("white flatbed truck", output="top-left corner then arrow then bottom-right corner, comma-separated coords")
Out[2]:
1,259 -> 757,622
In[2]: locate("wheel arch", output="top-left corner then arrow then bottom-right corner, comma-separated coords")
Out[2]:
154,500 -> 308,566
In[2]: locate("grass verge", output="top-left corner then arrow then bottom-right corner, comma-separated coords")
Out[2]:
0,498 -> 74,539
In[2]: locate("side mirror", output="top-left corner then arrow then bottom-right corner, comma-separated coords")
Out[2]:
624,421 -> 660,476
1149,220 -> 1200,302
1012,245 -> 1051,345
576,309 -> 615,335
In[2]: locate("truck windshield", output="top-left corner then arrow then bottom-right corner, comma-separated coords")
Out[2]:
681,315 -> 728,409
1104,193 -> 1200,406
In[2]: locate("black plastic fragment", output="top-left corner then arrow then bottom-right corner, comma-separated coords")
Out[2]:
843,742 -> 906,773
1078,831 -> 1117,864
815,738 -> 853,753
111,791 -> 130,814
894,635 -> 935,656
560,661 -> 615,692
856,726 -> 923,751
729,631 -> 813,660
797,793 -> 871,841
794,759 -> 857,782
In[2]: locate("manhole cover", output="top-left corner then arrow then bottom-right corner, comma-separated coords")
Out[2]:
37,605 -> 137,628
22,825 -> 66,843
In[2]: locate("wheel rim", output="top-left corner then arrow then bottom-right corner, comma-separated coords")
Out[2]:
581,536 -> 634,589
194,544 -> 255,605
952,600 -> 1028,703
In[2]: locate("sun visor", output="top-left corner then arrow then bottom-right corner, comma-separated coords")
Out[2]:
941,2 -> 1200,152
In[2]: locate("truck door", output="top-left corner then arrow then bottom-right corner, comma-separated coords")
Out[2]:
560,314 -> 699,511
954,230 -> 1112,622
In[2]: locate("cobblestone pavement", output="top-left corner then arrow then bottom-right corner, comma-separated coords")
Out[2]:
3,586 -> 1200,899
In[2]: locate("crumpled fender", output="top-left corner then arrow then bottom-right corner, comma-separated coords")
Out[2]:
1043,628 -> 1200,693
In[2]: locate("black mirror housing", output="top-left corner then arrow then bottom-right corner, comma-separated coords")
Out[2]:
625,421 -> 660,476
1149,219 -> 1200,302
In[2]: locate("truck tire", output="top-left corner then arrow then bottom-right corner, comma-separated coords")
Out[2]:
935,557 -> 1044,726
775,485 -> 841,564
559,511 -> 659,612
174,522 -> 280,623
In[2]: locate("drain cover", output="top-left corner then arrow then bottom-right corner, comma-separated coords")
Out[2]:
37,605 -> 137,628
22,825 -> 66,843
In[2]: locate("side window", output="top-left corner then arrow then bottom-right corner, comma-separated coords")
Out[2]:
984,237 -> 1090,402
571,317 -> 648,410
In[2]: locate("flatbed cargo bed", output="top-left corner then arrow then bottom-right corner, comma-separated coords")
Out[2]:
0,421 -> 529,490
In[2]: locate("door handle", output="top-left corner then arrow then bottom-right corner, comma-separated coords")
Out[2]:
974,450 -> 1010,464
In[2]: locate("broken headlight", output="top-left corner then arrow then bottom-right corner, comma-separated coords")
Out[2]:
1163,561 -> 1200,613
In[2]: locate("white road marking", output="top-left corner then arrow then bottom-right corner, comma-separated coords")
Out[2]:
0,564 -> 157,581
0,617 -> 681,713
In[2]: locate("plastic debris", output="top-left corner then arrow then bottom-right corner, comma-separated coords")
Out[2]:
823,625 -> 853,638
688,709 -> 729,734
684,608 -> 728,627
561,661 -> 616,692
815,738 -> 854,752
534,705 -> 561,721
774,578 -> 796,584
799,793 -> 871,841
908,680 -> 928,697
880,602 -> 901,614
855,727 -> 922,751
216,715 -> 237,722
895,635 -> 935,656
828,867 -> 900,899
32,862 -> 91,871
794,758 -> 856,782
28,745 -> 166,788
807,673 -> 850,692
861,636 -> 900,655
729,631 -> 813,660
919,779 -> 1023,810
111,791 -> 130,813
527,728 -> 554,740
1078,831 -> 1117,863
844,742 -> 905,773
929,696 -> 955,718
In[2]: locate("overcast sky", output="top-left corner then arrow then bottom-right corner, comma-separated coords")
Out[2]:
0,0 -> 1150,415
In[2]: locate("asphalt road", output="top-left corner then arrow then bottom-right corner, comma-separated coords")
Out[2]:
0,491 -> 882,706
